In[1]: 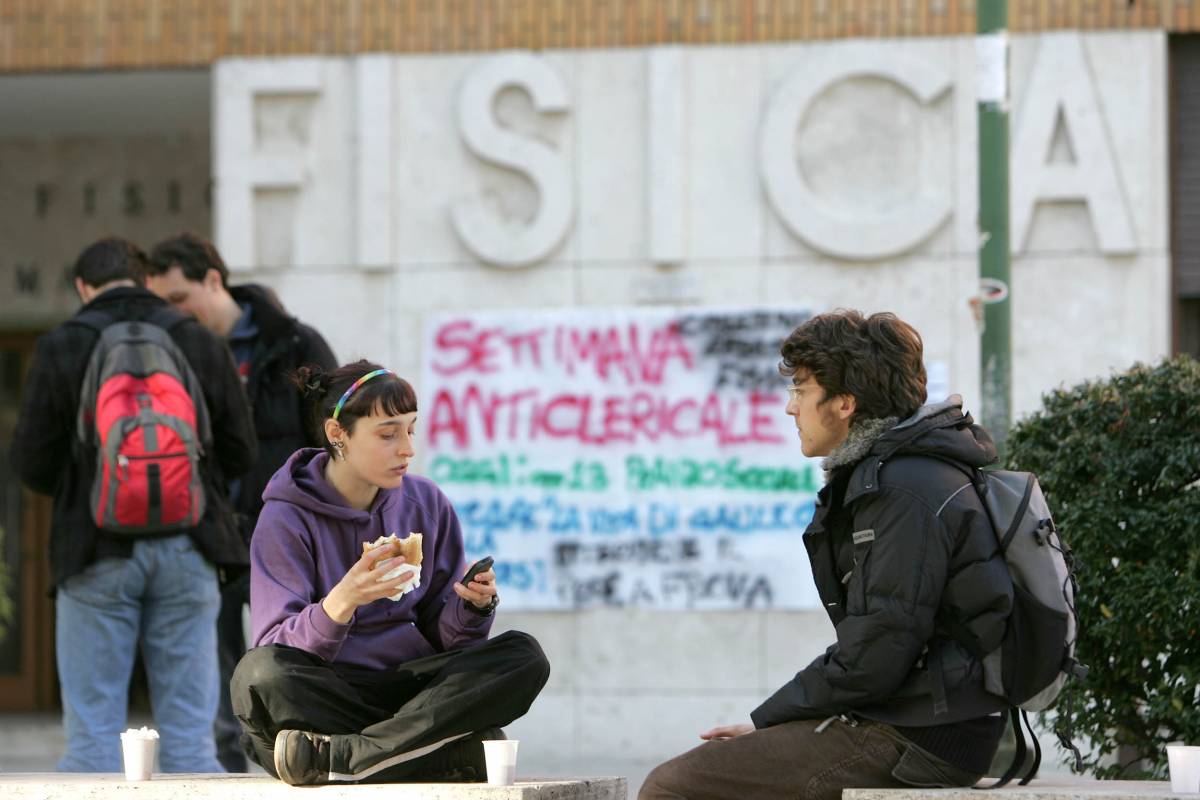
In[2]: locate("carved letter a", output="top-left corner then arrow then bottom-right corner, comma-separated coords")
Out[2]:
1011,33 -> 1135,254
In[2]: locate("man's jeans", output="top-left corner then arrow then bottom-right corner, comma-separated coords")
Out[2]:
55,534 -> 224,773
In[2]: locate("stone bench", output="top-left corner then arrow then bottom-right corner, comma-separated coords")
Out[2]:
0,774 -> 627,799
845,778 -> 1191,800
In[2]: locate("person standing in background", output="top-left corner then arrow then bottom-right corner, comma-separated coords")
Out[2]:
9,237 -> 256,772
143,232 -> 336,772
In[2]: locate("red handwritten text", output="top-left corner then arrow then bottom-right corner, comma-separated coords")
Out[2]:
428,385 -> 784,448
432,319 -> 694,386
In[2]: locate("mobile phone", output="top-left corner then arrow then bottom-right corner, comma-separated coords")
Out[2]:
460,556 -> 494,586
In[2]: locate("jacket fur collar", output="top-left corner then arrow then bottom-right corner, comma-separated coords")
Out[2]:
823,416 -> 899,481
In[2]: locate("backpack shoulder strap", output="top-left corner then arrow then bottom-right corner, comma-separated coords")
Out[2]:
143,304 -> 191,333
66,308 -> 116,334
913,452 -> 987,489
74,304 -> 188,335
71,308 -> 126,446
978,707 -> 1029,789
68,306 -> 187,337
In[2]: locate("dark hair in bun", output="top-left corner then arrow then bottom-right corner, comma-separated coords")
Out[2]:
292,360 -> 418,456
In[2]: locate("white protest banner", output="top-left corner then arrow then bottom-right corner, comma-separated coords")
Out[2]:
422,307 -> 823,610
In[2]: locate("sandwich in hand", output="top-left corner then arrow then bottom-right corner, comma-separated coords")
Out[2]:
363,532 -> 423,600
363,532 -> 423,565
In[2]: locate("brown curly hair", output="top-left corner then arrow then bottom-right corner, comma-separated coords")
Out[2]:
779,309 -> 927,422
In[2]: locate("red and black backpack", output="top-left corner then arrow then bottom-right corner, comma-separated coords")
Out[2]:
72,308 -> 212,535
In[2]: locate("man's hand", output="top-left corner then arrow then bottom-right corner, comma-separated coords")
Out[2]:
452,564 -> 498,611
322,543 -> 416,624
700,723 -> 754,740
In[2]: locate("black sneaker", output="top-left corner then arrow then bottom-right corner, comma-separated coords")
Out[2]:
273,729 -> 333,786
418,727 -> 505,783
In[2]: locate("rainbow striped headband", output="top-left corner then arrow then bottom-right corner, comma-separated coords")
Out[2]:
331,369 -> 394,421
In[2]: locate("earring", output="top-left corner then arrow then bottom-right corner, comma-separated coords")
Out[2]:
332,441 -> 346,461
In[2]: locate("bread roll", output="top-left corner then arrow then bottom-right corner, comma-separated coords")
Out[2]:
363,532 -> 424,566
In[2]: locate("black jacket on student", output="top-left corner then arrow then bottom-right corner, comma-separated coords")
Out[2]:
227,283 -> 336,548
8,286 -> 258,587
751,398 -> 1015,774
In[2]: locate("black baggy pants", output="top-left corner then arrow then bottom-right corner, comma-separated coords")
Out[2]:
215,569 -> 251,772
230,630 -> 550,783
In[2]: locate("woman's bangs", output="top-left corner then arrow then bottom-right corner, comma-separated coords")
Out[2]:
343,376 -> 418,420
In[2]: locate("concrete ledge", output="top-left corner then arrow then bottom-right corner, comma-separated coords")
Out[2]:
845,778 -> 1191,800
0,774 -> 627,799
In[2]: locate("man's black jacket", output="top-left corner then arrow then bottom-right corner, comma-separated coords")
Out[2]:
8,286 -> 258,587
752,398 -> 1014,729
228,283 -> 336,548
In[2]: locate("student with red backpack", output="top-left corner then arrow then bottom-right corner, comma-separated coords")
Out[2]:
8,238 -> 257,773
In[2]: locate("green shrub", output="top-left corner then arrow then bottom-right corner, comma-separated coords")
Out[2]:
1006,356 -> 1200,779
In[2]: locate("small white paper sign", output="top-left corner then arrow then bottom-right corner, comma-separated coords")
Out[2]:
975,33 -> 1009,104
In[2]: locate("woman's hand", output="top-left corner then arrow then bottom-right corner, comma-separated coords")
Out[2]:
452,564 -> 498,611
322,543 -> 416,624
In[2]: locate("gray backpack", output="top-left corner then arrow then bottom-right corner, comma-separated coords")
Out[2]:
960,466 -> 1090,785
976,469 -> 1084,710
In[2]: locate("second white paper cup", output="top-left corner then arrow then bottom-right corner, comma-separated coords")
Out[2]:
483,739 -> 519,786
1168,745 -> 1200,795
120,734 -> 157,781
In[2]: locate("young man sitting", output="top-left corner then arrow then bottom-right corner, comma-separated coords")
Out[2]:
640,310 -> 1013,800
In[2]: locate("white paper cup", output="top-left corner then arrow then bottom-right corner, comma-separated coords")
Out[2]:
120,733 -> 157,781
483,739 -> 519,786
1168,745 -> 1200,794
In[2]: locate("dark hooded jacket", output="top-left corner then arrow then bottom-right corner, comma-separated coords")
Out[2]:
227,283 -> 336,551
752,397 -> 1014,731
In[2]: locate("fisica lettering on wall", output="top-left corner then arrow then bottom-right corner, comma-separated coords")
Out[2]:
424,307 -> 816,611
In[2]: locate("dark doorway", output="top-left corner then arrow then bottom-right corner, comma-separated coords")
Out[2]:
0,332 -> 57,710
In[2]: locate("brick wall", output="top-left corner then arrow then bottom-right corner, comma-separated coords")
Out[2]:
0,0 -> 1196,73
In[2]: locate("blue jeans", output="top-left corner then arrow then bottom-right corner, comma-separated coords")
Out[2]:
55,534 -> 224,772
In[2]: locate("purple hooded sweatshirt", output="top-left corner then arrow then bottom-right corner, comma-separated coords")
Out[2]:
250,448 -> 492,669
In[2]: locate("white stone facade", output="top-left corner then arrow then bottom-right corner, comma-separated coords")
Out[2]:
216,31 -> 1168,419
199,31 -> 1165,778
